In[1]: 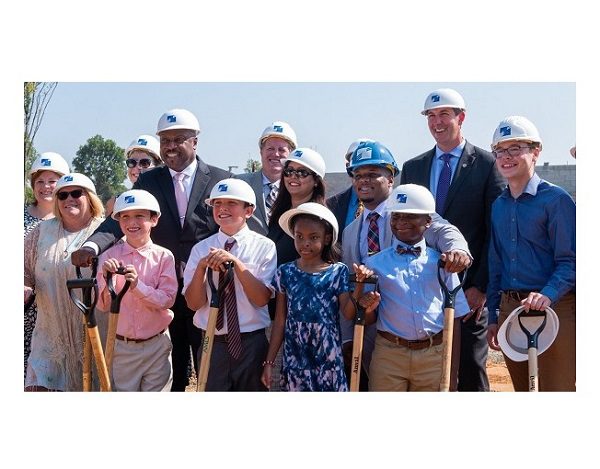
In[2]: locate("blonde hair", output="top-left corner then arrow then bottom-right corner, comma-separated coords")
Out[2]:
53,188 -> 105,221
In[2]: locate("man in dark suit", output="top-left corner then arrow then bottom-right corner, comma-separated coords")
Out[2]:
236,121 -> 297,234
400,89 -> 505,391
326,138 -> 374,238
71,108 -> 230,391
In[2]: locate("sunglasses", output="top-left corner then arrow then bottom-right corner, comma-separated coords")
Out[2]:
283,167 -> 315,179
57,189 -> 85,201
126,158 -> 153,169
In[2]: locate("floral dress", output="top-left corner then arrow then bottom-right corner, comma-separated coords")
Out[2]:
24,205 -> 42,381
274,261 -> 350,391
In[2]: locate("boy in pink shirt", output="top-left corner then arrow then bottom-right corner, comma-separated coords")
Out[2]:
97,190 -> 177,391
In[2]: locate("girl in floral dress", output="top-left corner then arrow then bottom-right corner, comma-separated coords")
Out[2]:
261,203 -> 360,391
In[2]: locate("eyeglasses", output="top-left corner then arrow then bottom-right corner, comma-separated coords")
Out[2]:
159,135 -> 195,146
352,172 -> 386,182
492,145 -> 533,159
57,189 -> 85,201
126,158 -> 153,169
283,168 -> 315,179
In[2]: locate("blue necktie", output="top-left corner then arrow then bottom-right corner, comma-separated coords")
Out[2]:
435,153 -> 452,214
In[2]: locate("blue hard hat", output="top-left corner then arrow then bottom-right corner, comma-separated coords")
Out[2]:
346,141 -> 399,177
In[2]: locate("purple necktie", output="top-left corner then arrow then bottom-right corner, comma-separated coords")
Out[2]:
435,153 -> 452,214
216,239 -> 242,360
173,172 -> 187,226
366,212 -> 381,256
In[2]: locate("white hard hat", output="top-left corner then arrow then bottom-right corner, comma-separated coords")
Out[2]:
205,178 -> 256,207
112,189 -> 161,220
281,148 -> 326,178
498,305 -> 560,362
386,184 -> 435,214
54,173 -> 97,195
279,202 -> 339,244
156,109 -> 201,135
492,115 -> 543,150
345,138 -> 375,160
30,152 -> 70,179
421,88 -> 466,115
126,135 -> 162,163
259,121 -> 297,149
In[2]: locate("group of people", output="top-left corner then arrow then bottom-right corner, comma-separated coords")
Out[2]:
23,87 -> 576,392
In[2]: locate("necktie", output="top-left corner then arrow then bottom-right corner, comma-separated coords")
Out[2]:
173,172 -> 187,227
366,212 -> 380,256
216,239 -> 242,359
435,153 -> 452,214
265,182 -> 278,222
396,245 -> 422,257
354,200 -> 364,219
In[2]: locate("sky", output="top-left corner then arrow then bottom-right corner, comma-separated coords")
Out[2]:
5,0 -> 597,465
33,81 -> 576,175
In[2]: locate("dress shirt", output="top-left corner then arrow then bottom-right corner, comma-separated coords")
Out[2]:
358,201 -> 387,263
365,238 -> 469,340
168,158 -> 197,201
429,140 -> 465,199
486,173 -> 576,323
182,225 -> 277,333
97,239 -> 177,339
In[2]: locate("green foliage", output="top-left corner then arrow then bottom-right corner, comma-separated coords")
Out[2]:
72,135 -> 127,203
245,158 -> 262,173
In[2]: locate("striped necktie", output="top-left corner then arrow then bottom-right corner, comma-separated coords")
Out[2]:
366,212 -> 381,256
216,239 -> 242,359
265,182 -> 278,222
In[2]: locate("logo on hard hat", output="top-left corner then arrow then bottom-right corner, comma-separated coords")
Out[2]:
167,115 -> 176,123
294,150 -> 303,157
273,125 -> 283,132
64,176 -> 73,182
41,158 -> 51,166
356,148 -> 372,161
431,94 -> 440,103
396,194 -> 407,203
500,126 -> 512,136
124,195 -> 135,204
218,184 -> 228,192
138,138 -> 147,146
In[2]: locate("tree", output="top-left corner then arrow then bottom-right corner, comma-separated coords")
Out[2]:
24,82 -> 58,175
244,158 -> 262,173
72,135 -> 127,203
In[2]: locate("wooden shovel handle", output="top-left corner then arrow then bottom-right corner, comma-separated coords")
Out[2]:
87,326 -> 111,392
350,324 -> 365,392
105,312 -> 119,377
528,347 -> 539,392
439,307 -> 455,392
83,320 -> 92,392
196,305 -> 219,392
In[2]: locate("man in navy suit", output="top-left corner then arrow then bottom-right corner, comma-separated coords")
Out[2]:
71,108 -> 230,391
399,89 -> 505,391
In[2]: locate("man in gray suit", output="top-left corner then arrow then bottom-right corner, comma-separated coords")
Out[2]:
236,121 -> 297,234
341,140 -> 472,391
400,89 -> 505,391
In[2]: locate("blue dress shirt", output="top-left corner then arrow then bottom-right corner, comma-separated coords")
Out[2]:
486,173 -> 576,323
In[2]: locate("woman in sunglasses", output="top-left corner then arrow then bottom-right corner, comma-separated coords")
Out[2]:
24,152 -> 70,381
24,173 -> 105,391
105,135 -> 163,217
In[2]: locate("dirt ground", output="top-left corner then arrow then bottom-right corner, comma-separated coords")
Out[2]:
186,348 -> 514,392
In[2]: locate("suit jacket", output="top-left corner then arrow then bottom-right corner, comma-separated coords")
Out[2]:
400,141 -> 505,292
341,211 -> 471,372
87,156 -> 230,277
235,171 -> 269,236
326,186 -> 354,239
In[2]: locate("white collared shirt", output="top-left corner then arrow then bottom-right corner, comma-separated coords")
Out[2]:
182,225 -> 277,333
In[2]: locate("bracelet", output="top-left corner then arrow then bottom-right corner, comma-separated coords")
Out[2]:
262,360 -> 275,367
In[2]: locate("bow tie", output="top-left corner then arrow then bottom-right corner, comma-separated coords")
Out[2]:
396,245 -> 421,257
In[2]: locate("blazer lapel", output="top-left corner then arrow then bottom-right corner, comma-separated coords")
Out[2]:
251,172 -> 268,228
417,149 -> 436,188
445,141 -> 476,209
157,167 -> 182,229
186,156 -> 211,228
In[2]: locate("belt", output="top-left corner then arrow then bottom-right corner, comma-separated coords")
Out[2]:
502,290 -> 536,302
116,330 -> 165,344
214,328 -> 265,342
377,330 -> 443,350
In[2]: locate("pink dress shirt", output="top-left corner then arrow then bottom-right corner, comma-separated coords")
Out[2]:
97,239 -> 177,340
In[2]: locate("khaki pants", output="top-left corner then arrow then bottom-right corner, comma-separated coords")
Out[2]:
499,292 -> 576,392
369,334 -> 444,391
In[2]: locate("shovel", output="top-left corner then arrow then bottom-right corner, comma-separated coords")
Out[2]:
517,309 -> 547,392
66,257 -> 111,392
348,272 -> 378,392
104,267 -> 131,379
196,262 -> 233,392
437,259 -> 467,392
